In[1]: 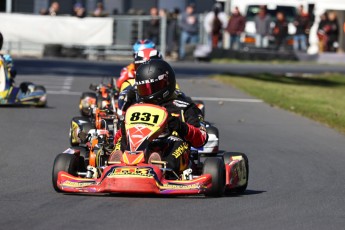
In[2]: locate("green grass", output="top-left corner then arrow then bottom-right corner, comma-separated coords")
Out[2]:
214,73 -> 345,133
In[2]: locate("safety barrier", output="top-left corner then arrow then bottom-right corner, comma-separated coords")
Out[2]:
1,14 -> 171,58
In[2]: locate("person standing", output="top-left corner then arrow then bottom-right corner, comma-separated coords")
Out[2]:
254,6 -> 271,48
317,13 -> 329,52
272,12 -> 288,51
145,7 -> 160,45
72,3 -> 86,18
204,3 -> 228,48
92,2 -> 108,17
325,11 -> 339,52
293,5 -> 309,52
178,5 -> 199,60
226,6 -> 245,50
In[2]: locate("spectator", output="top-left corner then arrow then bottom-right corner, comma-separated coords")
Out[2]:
72,3 -> 86,18
226,6 -> 245,50
204,3 -> 227,48
317,13 -> 329,52
166,8 -> 180,58
92,2 -> 108,17
293,5 -> 309,52
325,11 -> 339,52
254,6 -> 271,48
272,12 -> 288,51
178,4 -> 199,60
48,1 -> 59,16
145,7 -> 160,45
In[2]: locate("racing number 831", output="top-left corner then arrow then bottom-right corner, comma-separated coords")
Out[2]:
130,112 -> 159,124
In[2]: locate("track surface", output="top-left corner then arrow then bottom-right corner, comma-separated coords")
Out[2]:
1,59 -> 345,229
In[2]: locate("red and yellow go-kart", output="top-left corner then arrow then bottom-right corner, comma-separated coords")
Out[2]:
53,103 -> 248,196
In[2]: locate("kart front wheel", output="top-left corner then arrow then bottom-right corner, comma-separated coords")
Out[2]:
203,157 -> 225,197
52,153 -> 80,192
223,152 -> 249,194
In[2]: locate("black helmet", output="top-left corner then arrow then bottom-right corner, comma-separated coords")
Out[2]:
0,32 -> 3,50
135,60 -> 176,103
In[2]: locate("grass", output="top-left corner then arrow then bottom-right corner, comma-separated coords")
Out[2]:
214,73 -> 345,133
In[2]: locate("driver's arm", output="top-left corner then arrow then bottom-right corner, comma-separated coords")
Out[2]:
183,104 -> 208,148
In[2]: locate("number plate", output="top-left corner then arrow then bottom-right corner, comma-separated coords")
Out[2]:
125,103 -> 168,127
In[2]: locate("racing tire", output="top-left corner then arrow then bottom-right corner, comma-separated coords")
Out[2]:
203,157 -> 225,197
69,117 -> 94,146
193,100 -> 205,116
80,92 -> 97,116
68,146 -> 89,167
34,85 -> 46,93
19,82 -> 33,94
52,153 -> 81,192
223,152 -> 249,194
206,125 -> 219,138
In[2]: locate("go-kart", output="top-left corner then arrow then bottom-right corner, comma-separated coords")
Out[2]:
70,104 -> 119,146
53,103 -> 248,196
0,58 -> 47,107
79,80 -> 117,117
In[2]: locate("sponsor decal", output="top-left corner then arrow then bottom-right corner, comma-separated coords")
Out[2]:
108,167 -> 153,178
136,73 -> 167,85
161,183 -> 199,190
173,100 -> 190,108
61,181 -> 94,187
172,142 -> 189,158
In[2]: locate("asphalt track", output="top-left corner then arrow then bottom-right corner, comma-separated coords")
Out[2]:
1,59 -> 345,229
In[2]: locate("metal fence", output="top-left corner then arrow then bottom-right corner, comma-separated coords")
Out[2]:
3,14 -> 210,59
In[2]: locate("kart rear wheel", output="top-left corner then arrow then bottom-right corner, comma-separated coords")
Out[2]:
223,152 -> 249,194
203,157 -> 225,197
206,125 -> 219,137
193,100 -> 205,116
52,153 -> 80,192
34,85 -> 46,93
68,146 -> 89,168
80,92 -> 97,116
19,82 -> 33,93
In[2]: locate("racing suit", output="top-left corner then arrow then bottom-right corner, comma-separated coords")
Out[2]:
116,63 -> 135,90
114,94 -> 208,173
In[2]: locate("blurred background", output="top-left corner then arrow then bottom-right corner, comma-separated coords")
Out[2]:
1,0 -> 345,63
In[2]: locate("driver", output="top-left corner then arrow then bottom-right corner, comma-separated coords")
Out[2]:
116,39 -> 156,90
110,60 -> 208,173
117,47 -> 163,115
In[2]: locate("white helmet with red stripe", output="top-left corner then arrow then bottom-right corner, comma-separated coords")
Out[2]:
134,48 -> 162,70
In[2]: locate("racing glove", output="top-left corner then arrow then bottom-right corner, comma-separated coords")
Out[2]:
167,116 -> 189,138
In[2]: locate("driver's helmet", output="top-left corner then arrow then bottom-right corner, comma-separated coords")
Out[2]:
0,32 -> 3,50
135,59 -> 176,103
134,48 -> 162,70
132,39 -> 155,56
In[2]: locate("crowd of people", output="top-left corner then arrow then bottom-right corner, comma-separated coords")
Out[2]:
37,2 -> 343,55
39,1 -> 108,18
